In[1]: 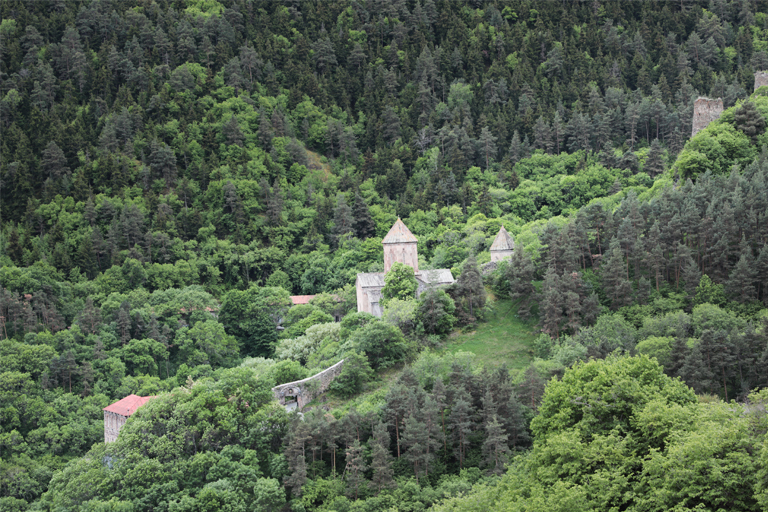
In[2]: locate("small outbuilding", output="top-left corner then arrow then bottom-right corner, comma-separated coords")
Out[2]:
103,394 -> 154,443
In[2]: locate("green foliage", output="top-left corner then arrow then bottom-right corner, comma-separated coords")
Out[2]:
347,319 -> 410,370
38,368 -> 288,511
1,1 -> 768,509
328,351 -> 373,398
381,262 -> 418,304
219,286 -> 291,356
635,336 -> 673,369
417,288 -> 456,336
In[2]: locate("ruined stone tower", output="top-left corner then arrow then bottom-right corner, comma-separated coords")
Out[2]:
382,218 -> 418,273
691,97 -> 724,137
755,71 -> 768,91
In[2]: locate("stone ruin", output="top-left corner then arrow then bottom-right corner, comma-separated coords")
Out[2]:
271,359 -> 345,411
691,97 -> 724,137
755,71 -> 768,91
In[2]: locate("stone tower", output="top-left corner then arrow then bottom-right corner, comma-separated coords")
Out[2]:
755,71 -> 768,91
490,226 -> 515,262
382,218 -> 418,273
691,97 -> 724,137
103,394 -> 153,443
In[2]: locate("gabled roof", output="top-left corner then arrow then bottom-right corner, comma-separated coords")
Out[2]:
382,218 -> 417,244
356,272 -> 385,288
103,395 -> 154,417
415,269 -> 455,285
290,295 -> 316,305
490,226 -> 515,252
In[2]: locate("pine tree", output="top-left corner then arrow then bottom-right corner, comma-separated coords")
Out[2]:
477,126 -> 498,169
482,415 -> 510,475
602,238 -> 633,310
344,439 -> 367,500
726,249 -> 757,302
682,255 -> 701,302
370,421 -> 395,492
506,246 -> 536,320
285,419 -> 311,496
401,414 -> 428,479
448,389 -> 473,469
540,266 -> 564,338
352,192 -> 375,239
332,194 -> 354,245
734,100 -> 765,143
508,130 -> 522,164
533,116 -> 552,153
116,302 -> 131,346
222,114 -> 244,147
518,365 -> 545,410
455,255 -> 485,322
41,141 -> 70,180
644,138 -> 666,178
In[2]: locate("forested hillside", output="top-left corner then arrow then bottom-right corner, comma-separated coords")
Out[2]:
2,0 -> 768,510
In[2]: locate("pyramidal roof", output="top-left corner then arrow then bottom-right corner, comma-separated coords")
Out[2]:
490,226 -> 515,251
382,218 -> 417,244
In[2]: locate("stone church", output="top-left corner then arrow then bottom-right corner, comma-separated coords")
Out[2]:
356,219 -> 454,317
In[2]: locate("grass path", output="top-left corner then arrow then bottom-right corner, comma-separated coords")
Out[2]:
442,298 -> 538,370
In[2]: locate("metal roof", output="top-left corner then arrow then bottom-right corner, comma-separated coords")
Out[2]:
415,269 -> 455,285
290,295 -> 316,305
382,218 -> 418,244
490,226 -> 515,252
356,272 -> 385,288
103,395 -> 154,417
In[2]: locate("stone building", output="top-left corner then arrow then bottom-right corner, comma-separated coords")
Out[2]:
103,394 -> 153,443
755,71 -> 768,91
490,226 -> 515,262
356,219 -> 455,317
691,97 -> 724,137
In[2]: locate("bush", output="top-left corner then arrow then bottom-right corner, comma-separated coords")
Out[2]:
348,320 -> 411,369
267,360 -> 309,386
328,351 -> 374,398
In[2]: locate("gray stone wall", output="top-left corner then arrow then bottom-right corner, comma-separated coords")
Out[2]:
104,411 -> 127,443
755,71 -> 768,91
691,97 -> 723,137
490,249 -> 513,262
271,359 -> 345,411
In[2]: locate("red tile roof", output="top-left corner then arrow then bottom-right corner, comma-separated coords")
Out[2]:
103,395 -> 154,417
290,295 -> 316,305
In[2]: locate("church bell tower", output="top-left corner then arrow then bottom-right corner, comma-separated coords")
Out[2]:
382,218 -> 418,273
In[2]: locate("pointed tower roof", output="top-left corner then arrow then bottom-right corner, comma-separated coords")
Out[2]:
490,226 -> 515,251
382,218 -> 417,244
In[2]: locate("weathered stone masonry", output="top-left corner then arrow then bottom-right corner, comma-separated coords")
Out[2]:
271,359 -> 345,411
691,97 -> 724,137
755,71 -> 768,91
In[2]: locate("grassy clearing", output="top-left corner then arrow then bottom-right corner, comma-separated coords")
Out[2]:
441,298 -> 538,370
305,297 -> 538,414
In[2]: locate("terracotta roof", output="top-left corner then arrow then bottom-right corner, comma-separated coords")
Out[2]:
490,226 -> 515,252
382,218 -> 417,244
290,295 -> 316,305
103,395 -> 154,417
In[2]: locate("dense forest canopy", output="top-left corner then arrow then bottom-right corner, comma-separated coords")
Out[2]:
2,0 -> 768,510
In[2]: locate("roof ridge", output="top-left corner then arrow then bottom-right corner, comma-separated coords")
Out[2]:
382,218 -> 417,244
